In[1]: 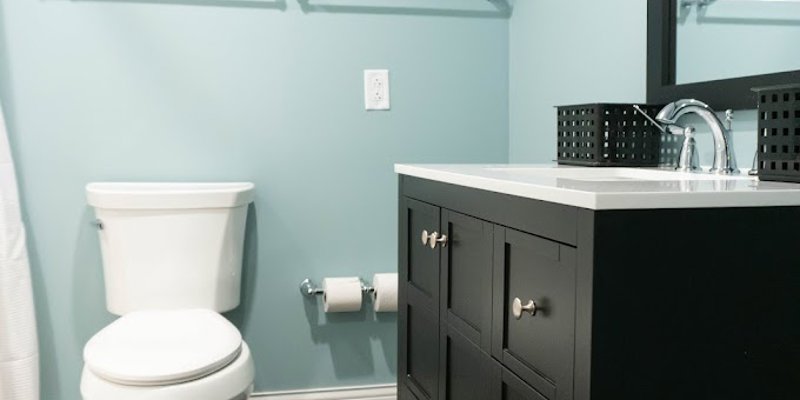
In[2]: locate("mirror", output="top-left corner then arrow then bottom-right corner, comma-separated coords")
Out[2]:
676,0 -> 800,84
647,0 -> 800,109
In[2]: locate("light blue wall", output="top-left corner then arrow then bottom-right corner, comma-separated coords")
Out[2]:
508,0 -> 648,163
0,0 -> 509,398
509,0 -> 759,166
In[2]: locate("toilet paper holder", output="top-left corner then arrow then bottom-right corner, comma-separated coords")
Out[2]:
299,278 -> 375,298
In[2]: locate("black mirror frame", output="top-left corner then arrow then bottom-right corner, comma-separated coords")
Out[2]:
647,0 -> 800,110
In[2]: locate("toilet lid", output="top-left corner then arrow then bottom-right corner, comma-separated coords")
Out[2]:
84,309 -> 242,386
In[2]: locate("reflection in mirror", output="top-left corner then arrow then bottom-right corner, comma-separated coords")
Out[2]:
675,0 -> 800,84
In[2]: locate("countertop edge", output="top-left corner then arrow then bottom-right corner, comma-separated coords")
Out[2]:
394,164 -> 800,210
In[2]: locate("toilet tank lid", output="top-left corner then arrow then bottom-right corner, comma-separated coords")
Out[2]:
84,309 -> 243,386
86,182 -> 255,209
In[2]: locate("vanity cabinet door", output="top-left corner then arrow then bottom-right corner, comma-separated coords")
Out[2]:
492,227 -> 576,400
438,323 -> 494,400
399,198 -> 442,400
400,302 -> 440,400
440,210 -> 493,352
401,198 -> 441,307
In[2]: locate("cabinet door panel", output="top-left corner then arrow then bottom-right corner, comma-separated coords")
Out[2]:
492,227 -> 576,400
399,197 -> 441,400
405,303 -> 439,400
440,210 -> 493,351
438,324 -> 493,400
491,363 -> 549,400
403,198 -> 441,303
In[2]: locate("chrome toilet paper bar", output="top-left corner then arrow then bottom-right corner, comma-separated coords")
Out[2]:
299,278 -> 374,297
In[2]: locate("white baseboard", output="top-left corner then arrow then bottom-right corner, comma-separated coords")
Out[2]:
251,384 -> 397,400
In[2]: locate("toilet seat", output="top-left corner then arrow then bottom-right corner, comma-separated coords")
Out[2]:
84,309 -> 242,386
81,341 -> 254,400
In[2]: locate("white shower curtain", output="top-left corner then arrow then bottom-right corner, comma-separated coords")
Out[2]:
0,103 -> 39,400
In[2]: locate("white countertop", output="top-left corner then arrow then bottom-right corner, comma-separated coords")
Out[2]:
394,164 -> 800,210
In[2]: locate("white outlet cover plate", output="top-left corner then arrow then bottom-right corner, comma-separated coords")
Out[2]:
364,69 -> 390,111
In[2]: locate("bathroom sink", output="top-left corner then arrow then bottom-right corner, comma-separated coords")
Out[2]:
485,166 -> 753,182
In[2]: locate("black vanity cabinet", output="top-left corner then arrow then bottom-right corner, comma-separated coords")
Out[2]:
398,175 -> 800,400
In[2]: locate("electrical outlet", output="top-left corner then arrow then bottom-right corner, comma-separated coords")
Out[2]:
364,69 -> 390,111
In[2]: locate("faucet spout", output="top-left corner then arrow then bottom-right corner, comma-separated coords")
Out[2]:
656,99 -> 738,174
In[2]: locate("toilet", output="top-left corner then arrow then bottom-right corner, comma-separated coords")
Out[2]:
81,182 -> 256,400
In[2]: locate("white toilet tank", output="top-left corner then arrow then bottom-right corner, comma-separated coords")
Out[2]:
86,182 -> 255,315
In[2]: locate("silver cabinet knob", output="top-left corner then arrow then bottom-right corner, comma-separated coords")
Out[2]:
512,297 -> 538,319
421,230 -> 437,246
421,230 -> 430,246
432,233 -> 447,248
427,232 -> 447,249
421,230 -> 447,249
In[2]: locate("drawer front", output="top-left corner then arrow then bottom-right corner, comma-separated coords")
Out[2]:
492,227 -> 576,400
439,324 -> 494,400
440,210 -> 493,351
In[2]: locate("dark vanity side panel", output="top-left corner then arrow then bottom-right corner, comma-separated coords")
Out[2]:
401,176 -> 578,246
589,207 -> 800,400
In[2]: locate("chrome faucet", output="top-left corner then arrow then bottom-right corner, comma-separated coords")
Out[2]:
655,99 -> 738,174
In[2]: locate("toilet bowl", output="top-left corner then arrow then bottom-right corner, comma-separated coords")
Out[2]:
81,310 -> 254,400
82,182 -> 256,400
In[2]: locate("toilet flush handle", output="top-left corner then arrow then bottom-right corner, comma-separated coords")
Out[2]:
92,219 -> 104,230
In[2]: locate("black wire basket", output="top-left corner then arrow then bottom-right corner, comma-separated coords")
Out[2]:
755,84 -> 800,182
556,103 -> 663,167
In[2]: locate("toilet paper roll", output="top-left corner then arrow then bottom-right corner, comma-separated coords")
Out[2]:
322,277 -> 363,313
371,273 -> 398,313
